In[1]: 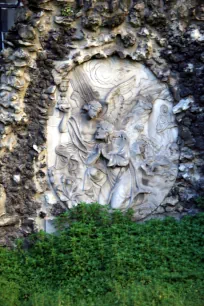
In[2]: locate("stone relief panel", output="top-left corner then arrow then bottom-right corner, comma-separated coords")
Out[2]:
47,57 -> 178,220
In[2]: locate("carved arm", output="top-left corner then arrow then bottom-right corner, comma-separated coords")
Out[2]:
86,145 -> 102,166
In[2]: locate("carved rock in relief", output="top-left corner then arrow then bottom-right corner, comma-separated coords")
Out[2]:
47,57 -> 178,219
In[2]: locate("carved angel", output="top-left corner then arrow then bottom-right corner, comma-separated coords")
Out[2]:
103,76 -> 167,129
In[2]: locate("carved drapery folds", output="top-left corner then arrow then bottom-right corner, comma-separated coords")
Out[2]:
47,57 -> 178,220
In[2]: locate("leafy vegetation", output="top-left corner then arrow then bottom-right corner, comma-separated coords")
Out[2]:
195,196 -> 204,209
0,203 -> 203,306
61,5 -> 74,17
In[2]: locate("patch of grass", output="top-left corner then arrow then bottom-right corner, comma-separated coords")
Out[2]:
0,203 -> 203,305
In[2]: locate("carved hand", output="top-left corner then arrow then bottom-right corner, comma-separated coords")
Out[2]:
58,104 -> 70,113
86,144 -> 102,165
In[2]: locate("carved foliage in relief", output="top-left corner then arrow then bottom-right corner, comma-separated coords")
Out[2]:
47,57 -> 178,219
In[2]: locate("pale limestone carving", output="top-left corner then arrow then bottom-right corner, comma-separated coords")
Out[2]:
47,57 -> 178,219
157,104 -> 177,133
83,100 -> 103,119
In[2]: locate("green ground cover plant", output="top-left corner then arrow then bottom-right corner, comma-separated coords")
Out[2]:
0,203 -> 203,306
195,196 -> 204,209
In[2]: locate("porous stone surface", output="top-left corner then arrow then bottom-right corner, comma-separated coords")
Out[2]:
0,0 -> 203,245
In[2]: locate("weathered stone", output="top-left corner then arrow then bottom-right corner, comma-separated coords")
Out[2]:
17,24 -> 36,41
195,137 -> 204,150
161,196 -> 179,207
13,174 -> 21,184
13,60 -> 28,67
0,0 -> 203,244
1,75 -> 25,90
0,185 -> 6,217
173,97 -> 194,114
55,16 -> 73,27
145,10 -> 166,26
16,40 -> 34,47
102,13 -> 126,28
82,14 -> 102,31
0,215 -> 19,227
45,86 -> 56,94
180,147 -> 194,161
72,29 -> 84,41
154,206 -> 165,214
165,205 -> 176,212
121,32 -> 136,48
12,48 -> 30,60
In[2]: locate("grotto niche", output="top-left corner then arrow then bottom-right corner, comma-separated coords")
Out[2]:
0,0 -> 203,244
47,57 -> 178,219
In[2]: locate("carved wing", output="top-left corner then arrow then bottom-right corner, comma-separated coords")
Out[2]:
103,76 -> 137,125
70,67 -> 99,106
137,80 -> 168,103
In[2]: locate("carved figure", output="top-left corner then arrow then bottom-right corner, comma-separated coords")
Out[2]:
85,121 -> 148,209
57,97 -> 72,133
156,104 -> 177,144
82,100 -> 102,119
83,121 -> 114,203
47,57 -> 179,218
59,80 -> 69,92
102,130 -> 130,167
156,104 -> 176,133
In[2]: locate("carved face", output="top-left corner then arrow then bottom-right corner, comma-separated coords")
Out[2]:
95,125 -> 108,140
160,104 -> 168,114
60,80 -> 69,92
88,106 -> 100,119
83,100 -> 102,119
95,121 -> 114,140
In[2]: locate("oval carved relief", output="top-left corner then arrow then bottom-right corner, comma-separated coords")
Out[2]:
47,57 -> 178,220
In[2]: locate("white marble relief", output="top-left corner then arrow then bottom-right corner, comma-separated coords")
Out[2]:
47,57 -> 178,219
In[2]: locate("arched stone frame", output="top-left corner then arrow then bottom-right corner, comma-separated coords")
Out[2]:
0,0 -> 203,243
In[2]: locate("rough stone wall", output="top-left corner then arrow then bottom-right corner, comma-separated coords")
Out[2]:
0,0 -> 203,245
